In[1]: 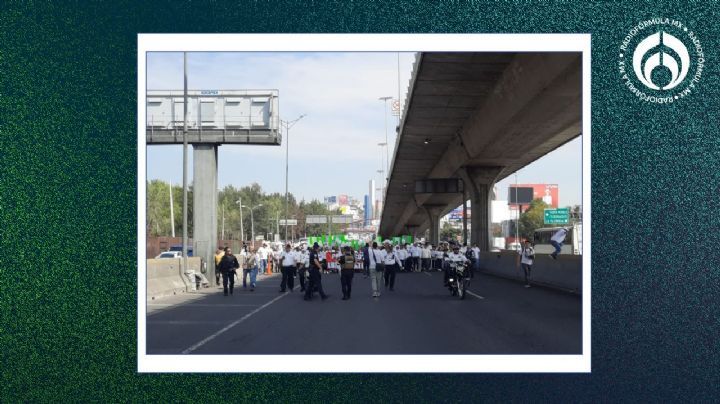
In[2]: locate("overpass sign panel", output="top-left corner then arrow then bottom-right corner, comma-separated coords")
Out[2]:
306,215 -> 327,224
544,208 -> 570,224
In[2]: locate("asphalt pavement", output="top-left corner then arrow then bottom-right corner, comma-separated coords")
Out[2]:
146,270 -> 582,355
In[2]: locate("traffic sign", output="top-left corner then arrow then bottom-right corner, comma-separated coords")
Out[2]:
306,215 -> 327,224
279,219 -> 298,226
331,215 -> 353,224
544,208 -> 570,224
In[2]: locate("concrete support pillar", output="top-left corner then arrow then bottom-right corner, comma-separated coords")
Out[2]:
423,205 -> 444,246
460,166 -> 504,252
406,225 -> 420,242
193,144 -> 219,285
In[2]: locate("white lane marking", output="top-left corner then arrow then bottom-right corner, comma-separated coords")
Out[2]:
423,272 -> 432,277
148,304 -> 259,307
181,289 -> 291,354
148,320 -> 231,325
467,290 -> 485,300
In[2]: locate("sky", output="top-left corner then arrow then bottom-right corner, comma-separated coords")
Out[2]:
145,52 -> 582,208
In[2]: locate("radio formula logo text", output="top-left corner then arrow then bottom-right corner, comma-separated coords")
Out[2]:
619,18 -> 704,104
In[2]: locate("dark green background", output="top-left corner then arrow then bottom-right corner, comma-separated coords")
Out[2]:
1,1 -> 718,401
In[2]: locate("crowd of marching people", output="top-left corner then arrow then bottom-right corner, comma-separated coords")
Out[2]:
213,239 -> 489,300
212,226 -> 574,297
191,222 -> 579,303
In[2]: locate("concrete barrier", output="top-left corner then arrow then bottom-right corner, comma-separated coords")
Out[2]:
147,257 -> 202,300
478,252 -> 582,294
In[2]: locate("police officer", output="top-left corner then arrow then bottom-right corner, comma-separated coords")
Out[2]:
217,247 -> 240,296
382,241 -> 402,291
304,242 -> 329,301
279,243 -> 298,293
299,246 -> 310,292
338,245 -> 356,300
444,244 -> 469,287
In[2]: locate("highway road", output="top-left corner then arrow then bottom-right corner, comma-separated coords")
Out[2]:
146,270 -> 582,355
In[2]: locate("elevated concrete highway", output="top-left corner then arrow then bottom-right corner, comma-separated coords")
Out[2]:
379,52 -> 582,248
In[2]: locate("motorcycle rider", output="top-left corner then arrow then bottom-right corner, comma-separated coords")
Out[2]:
444,244 -> 469,287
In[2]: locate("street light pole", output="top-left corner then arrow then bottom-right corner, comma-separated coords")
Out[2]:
250,207 -> 255,246
242,203 -> 263,246
182,52 -> 188,272
236,198 -> 244,243
379,96 -> 392,179
281,114 -> 306,242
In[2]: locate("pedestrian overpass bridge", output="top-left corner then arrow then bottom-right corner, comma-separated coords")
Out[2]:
378,52 -> 582,249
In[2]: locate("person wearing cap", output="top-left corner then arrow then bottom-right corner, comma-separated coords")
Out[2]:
217,247 -> 240,296
382,241 -> 402,291
338,245 -> 356,300
550,227 -> 569,259
279,243 -> 299,293
299,246 -> 310,292
444,244 -> 469,287
304,242 -> 329,301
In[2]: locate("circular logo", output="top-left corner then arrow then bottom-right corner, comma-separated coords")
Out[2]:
619,18 -> 704,104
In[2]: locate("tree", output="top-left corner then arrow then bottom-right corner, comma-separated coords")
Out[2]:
147,180 -> 192,237
440,221 -> 462,242
518,199 -> 550,240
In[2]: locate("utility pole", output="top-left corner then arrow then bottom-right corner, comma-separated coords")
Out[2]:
182,52 -> 188,271
282,114 -> 306,242
169,180 -> 175,237
236,198 -> 244,243
379,96 -> 392,182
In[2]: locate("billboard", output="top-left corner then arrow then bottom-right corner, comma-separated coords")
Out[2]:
324,196 -> 337,204
146,90 -> 280,145
338,194 -> 349,206
508,187 -> 534,204
508,184 -> 559,210
448,207 -> 463,221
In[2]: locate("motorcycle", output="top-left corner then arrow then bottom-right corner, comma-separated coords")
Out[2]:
446,260 -> 471,299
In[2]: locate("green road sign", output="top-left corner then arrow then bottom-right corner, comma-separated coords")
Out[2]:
544,208 -> 570,224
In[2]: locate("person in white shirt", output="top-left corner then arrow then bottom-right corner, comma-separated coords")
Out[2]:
243,246 -> 259,292
517,240 -> 535,288
383,241 -> 402,291
368,242 -> 385,298
421,244 -> 432,272
299,247 -> 310,292
432,246 -> 443,271
273,247 -> 283,274
411,243 -> 421,272
550,228 -> 568,259
257,243 -> 269,274
354,249 -> 363,271
444,244 -> 469,287
279,243 -> 299,293
397,244 -> 408,272
471,243 -> 481,271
